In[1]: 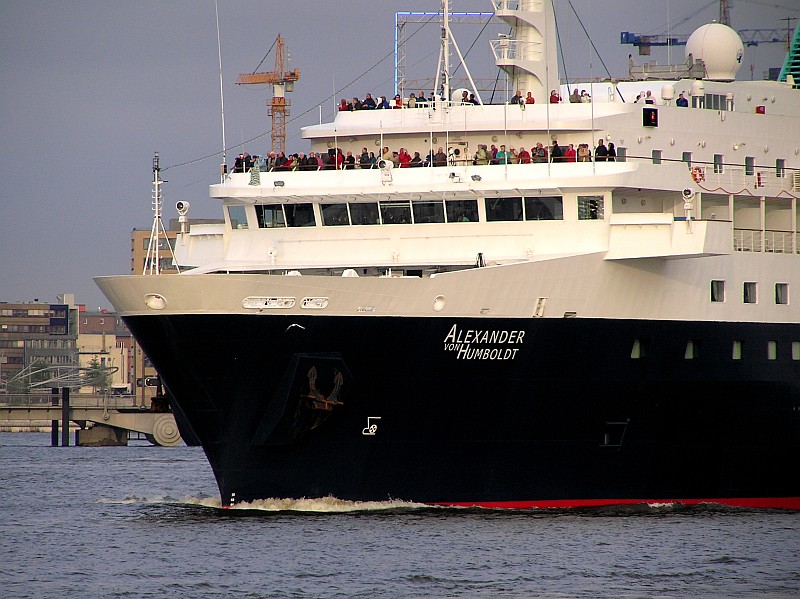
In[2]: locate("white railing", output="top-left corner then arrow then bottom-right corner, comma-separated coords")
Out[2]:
733,229 -> 798,253
0,393 -> 143,409
692,164 -> 796,193
489,39 -> 543,62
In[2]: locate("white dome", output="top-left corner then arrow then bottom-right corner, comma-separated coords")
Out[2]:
685,23 -> 744,81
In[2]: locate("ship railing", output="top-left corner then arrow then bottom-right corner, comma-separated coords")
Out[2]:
0,393 -> 143,409
733,228 -> 798,253
490,38 -> 544,63
491,0 -> 521,11
240,155 -> 799,178
617,155 -> 797,192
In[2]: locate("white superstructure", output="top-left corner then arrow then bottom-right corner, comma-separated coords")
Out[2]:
145,1 -> 800,326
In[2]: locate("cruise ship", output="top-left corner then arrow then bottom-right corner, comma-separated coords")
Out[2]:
96,1 -> 800,509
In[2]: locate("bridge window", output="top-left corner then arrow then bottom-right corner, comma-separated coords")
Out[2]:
349,203 -> 379,225
321,203 -> 349,226
682,151 -> 692,166
793,341 -> 800,360
255,204 -> 285,228
486,197 -> 523,221
446,199 -> 478,222
412,200 -> 445,223
732,340 -> 743,360
745,156 -> 755,176
285,204 -> 315,227
578,195 -> 604,220
525,196 -> 563,220
713,154 -> 724,174
380,200 -> 412,225
227,205 -> 248,229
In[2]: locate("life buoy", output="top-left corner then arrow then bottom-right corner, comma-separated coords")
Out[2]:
691,166 -> 705,183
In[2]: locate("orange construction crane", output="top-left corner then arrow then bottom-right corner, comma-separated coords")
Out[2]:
236,34 -> 300,155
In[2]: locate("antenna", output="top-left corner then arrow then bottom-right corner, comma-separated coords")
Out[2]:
215,0 -> 227,180
441,0 -> 450,101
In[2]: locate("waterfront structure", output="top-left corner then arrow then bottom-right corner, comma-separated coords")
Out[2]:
0,296 -> 79,393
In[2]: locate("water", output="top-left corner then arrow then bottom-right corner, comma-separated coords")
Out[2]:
1,433 -> 798,598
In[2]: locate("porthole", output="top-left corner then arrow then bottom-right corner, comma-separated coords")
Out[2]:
144,293 -> 167,310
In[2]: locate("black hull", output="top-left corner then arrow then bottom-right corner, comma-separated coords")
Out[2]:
124,314 -> 800,509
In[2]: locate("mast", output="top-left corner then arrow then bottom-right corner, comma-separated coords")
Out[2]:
144,152 -> 180,276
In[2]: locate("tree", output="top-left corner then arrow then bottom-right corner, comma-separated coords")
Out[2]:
86,357 -> 111,394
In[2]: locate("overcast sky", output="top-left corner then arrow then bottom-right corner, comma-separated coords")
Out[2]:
1,0 -> 794,310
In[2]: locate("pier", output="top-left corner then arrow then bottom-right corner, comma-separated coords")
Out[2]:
0,390 -> 183,446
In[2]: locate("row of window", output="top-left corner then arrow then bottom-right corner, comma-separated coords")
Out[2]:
140,238 -> 175,251
0,325 -> 50,333
711,280 -> 789,305
632,338 -> 800,361
235,195 -> 606,229
25,339 -> 75,349
0,308 -> 54,317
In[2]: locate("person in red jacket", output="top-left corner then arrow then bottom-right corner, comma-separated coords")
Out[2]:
397,148 -> 411,168
564,143 -> 577,162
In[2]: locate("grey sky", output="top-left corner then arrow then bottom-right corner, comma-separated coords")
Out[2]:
1,1 -> 793,310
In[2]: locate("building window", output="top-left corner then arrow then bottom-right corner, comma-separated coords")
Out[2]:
743,282 -> 757,304
776,158 -> 785,178
685,340 -> 700,359
713,154 -> 724,174
578,195 -> 604,220
682,151 -> 692,166
745,156 -> 755,176
767,341 -> 777,360
711,280 -> 726,302
732,340 -> 743,360
775,283 -> 789,305
792,341 -> 800,360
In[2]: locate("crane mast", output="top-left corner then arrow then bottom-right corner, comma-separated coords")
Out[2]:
236,34 -> 300,155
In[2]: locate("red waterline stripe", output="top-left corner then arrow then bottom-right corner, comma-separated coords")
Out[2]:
431,497 -> 800,510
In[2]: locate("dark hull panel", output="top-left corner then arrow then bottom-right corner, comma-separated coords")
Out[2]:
124,314 -> 800,508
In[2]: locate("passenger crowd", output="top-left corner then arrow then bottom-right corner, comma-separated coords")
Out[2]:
227,86 -> 645,173
231,137 -> 617,174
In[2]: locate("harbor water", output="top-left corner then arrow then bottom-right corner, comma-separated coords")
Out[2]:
1,432 -> 798,598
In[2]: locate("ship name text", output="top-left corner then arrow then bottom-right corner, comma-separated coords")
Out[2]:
443,324 -> 524,360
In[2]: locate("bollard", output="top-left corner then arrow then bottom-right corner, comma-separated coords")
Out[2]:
50,388 -> 59,447
61,387 -> 70,447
